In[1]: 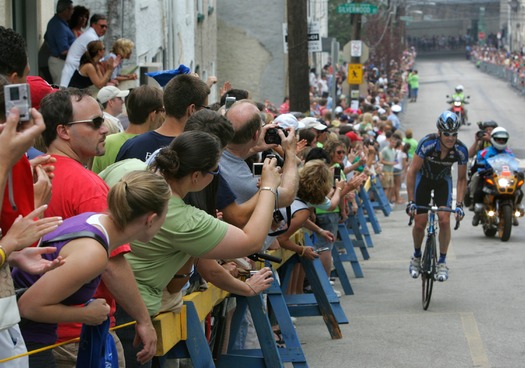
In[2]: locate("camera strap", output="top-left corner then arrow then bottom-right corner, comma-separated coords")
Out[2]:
267,205 -> 292,237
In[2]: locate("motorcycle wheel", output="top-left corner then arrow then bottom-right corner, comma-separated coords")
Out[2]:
499,205 -> 513,242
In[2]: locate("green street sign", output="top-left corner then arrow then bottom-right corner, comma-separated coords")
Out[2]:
337,3 -> 378,15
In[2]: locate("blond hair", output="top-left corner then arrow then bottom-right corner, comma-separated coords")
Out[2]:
297,159 -> 333,205
107,171 -> 171,230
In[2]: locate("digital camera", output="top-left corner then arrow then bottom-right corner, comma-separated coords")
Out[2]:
264,127 -> 288,145
4,83 -> 31,122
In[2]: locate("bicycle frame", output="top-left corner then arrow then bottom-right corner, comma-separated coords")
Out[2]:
409,204 -> 459,310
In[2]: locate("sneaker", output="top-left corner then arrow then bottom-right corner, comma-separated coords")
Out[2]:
333,289 -> 342,298
436,263 -> 449,282
472,213 -> 480,226
409,257 -> 421,278
329,280 -> 335,286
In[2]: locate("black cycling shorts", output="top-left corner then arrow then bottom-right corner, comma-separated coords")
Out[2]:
414,174 -> 453,213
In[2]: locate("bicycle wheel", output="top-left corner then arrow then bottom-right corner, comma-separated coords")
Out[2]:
421,234 -> 437,310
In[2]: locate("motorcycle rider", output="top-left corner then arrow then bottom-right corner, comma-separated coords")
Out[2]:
471,127 -> 524,226
468,120 -> 498,158
447,85 -> 469,124
406,111 -> 467,282
451,85 -> 466,102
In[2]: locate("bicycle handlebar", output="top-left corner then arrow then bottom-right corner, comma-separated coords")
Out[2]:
408,206 -> 461,230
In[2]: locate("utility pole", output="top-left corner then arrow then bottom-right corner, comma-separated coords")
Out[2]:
350,7 -> 362,108
287,0 -> 310,113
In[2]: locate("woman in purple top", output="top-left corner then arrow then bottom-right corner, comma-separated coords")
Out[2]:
12,170 -> 171,367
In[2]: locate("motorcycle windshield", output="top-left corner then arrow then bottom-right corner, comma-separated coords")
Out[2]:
486,154 -> 521,174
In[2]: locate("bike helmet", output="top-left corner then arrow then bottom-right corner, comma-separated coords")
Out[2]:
436,111 -> 460,133
455,85 -> 464,92
490,127 -> 509,150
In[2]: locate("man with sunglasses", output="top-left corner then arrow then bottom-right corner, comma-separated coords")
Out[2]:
60,14 -> 108,87
39,89 -> 158,367
405,111 -> 468,282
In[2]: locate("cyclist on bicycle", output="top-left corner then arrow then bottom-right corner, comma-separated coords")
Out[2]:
406,111 -> 468,282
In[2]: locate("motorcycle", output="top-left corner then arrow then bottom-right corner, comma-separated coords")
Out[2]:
475,154 -> 525,242
446,95 -> 470,126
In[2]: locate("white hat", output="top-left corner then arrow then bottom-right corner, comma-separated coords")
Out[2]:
97,86 -> 130,104
274,113 -> 305,130
391,104 -> 402,113
377,108 -> 386,115
301,117 -> 327,131
335,106 -> 343,114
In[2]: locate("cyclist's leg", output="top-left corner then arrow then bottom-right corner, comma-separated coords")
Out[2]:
410,176 -> 430,277
413,175 -> 432,251
434,177 -> 453,256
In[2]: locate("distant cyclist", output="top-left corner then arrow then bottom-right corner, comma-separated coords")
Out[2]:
406,111 -> 468,282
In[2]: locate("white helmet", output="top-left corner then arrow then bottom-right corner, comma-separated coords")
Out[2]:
455,85 -> 464,92
490,127 -> 509,150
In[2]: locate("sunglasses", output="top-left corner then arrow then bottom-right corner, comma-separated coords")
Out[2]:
99,24 -> 108,29
208,166 -> 220,176
67,116 -> 105,129
442,131 -> 458,137
336,150 -> 346,154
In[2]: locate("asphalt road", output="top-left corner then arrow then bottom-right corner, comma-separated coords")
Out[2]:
295,56 -> 525,368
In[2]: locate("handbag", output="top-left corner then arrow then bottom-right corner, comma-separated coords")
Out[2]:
76,316 -> 118,368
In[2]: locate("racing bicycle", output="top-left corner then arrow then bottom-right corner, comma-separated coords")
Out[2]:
409,200 -> 460,310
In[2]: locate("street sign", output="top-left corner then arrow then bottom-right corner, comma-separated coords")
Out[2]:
337,3 -> 378,15
350,40 -> 362,57
282,21 -> 322,53
347,63 -> 363,85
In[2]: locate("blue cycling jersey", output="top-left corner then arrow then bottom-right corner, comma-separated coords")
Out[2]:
414,133 -> 468,181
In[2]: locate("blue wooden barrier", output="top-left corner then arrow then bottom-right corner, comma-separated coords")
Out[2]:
367,175 -> 392,216
218,268 -> 308,368
336,223 -> 364,278
305,232 -> 354,295
279,251 -> 348,331
358,186 -> 382,235
345,213 -> 371,257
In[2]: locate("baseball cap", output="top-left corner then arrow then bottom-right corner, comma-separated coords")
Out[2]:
274,113 -> 305,130
26,76 -> 58,110
301,117 -> 327,131
97,86 -> 130,104
345,131 -> 363,142
377,108 -> 386,115
391,104 -> 402,113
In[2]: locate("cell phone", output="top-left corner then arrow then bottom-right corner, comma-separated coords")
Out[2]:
315,247 -> 330,253
225,96 -> 236,109
252,162 -> 263,177
333,167 -> 342,185
4,83 -> 31,122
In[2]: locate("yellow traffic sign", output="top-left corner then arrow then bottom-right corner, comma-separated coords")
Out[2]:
347,64 -> 363,85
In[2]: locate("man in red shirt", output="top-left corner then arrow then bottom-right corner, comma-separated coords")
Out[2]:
39,88 -> 156,367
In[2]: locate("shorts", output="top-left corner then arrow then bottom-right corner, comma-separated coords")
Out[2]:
315,212 -> 339,250
414,174 -> 453,213
381,172 -> 394,188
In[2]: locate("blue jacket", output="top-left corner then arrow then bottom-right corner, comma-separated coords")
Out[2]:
476,146 -> 514,172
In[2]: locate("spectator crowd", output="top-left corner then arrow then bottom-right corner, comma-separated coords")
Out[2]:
0,2 -> 421,367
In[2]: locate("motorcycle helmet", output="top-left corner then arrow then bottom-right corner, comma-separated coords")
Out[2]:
436,111 -> 460,133
490,127 -> 509,150
455,85 -> 464,92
